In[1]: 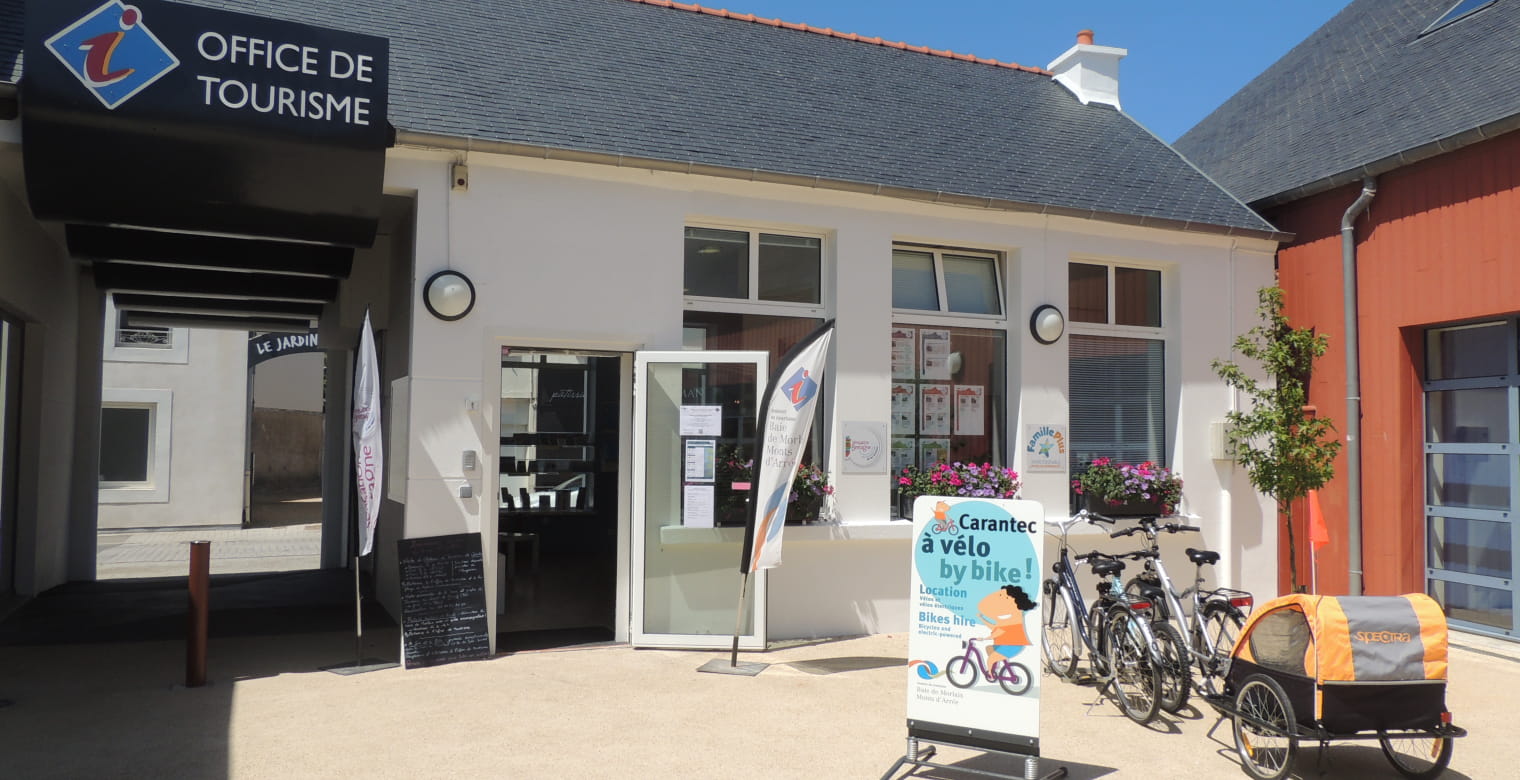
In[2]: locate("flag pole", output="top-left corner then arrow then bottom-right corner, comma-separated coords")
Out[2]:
729,572 -> 749,667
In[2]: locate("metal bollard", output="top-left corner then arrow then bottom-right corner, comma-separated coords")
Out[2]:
186,541 -> 210,687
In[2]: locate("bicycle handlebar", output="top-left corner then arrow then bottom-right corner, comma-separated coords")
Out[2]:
1110,526 -> 1142,539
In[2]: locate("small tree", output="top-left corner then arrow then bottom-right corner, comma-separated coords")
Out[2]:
1211,287 -> 1340,592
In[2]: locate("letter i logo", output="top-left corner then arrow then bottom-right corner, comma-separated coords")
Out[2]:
46,2 -> 180,109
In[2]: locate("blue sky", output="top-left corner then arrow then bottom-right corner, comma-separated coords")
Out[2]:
723,1 -> 1351,142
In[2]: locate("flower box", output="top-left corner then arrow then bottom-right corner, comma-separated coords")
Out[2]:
1084,493 -> 1165,518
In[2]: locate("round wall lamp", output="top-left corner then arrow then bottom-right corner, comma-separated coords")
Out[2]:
1030,304 -> 1066,345
423,270 -> 476,321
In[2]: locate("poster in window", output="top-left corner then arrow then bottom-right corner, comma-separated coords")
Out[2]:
891,383 -> 916,434
954,385 -> 985,437
892,328 -> 917,380
920,328 -> 952,381
919,438 -> 950,469
683,484 -> 715,528
678,405 -> 723,436
892,437 -> 916,473
920,384 -> 951,436
684,439 -> 716,482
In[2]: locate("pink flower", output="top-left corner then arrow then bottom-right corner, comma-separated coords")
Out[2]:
898,477 -> 910,486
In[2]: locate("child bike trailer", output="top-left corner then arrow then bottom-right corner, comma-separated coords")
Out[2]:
1211,593 -> 1465,780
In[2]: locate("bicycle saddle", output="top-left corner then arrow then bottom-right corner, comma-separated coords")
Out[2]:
1185,547 -> 1220,566
1091,559 -> 1125,577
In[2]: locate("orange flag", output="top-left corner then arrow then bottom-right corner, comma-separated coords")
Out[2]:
1307,489 -> 1330,550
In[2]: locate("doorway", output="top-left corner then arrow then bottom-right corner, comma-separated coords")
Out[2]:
497,349 -> 621,650
1422,319 -> 1518,640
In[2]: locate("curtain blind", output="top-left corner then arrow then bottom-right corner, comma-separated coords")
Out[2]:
1069,334 -> 1166,469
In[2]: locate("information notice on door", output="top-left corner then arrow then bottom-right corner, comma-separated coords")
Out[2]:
397,533 -> 492,669
905,497 -> 1044,756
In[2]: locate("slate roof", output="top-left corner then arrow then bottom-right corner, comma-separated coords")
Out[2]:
1175,0 -> 1520,207
0,0 -> 1277,236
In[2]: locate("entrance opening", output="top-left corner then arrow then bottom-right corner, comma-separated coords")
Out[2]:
94,313 -> 327,579
498,350 -> 621,650
1422,319 -> 1518,639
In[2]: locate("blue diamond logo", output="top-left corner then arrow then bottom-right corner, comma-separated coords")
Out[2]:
45,2 -> 179,110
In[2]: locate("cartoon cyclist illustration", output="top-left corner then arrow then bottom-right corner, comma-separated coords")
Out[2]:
978,585 -> 1037,668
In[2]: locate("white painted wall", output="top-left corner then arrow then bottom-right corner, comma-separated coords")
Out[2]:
98,326 -> 249,529
253,351 -> 325,412
382,146 -> 1280,642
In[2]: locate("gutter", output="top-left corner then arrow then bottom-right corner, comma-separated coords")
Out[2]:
394,129 -> 1294,243
1340,176 -> 1376,597
1250,112 -> 1520,210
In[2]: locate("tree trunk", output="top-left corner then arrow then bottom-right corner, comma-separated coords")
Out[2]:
1282,500 -> 1300,593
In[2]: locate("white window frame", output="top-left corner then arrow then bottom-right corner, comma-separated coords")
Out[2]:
682,221 -> 830,319
103,295 -> 189,364
1066,258 -> 1167,340
1067,258 -> 1171,472
98,388 -> 173,504
891,243 -> 1007,323
889,242 -> 1012,487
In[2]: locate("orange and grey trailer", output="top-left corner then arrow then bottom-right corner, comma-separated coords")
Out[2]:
1206,593 -> 1466,780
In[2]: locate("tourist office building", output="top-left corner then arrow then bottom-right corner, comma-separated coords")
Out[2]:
0,0 -> 1283,654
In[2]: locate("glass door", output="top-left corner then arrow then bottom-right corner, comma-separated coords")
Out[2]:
632,350 -> 767,649
1423,320 -> 1518,640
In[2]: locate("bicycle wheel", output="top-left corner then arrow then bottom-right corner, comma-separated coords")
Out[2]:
1151,619 -> 1192,713
1104,609 -> 1161,725
1232,673 -> 1297,780
1087,601 -> 1112,677
1040,584 -> 1079,680
945,652 -> 978,689
1378,731 -> 1453,780
1202,602 -> 1245,678
994,660 -> 1033,695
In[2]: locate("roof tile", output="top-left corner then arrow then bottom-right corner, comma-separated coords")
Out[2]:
0,0 -> 1272,233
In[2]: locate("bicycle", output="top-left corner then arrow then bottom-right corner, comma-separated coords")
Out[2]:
944,635 -> 1032,695
1040,512 -> 1164,725
1107,513 -> 1253,709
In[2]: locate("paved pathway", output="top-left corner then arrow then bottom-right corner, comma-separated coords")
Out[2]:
0,631 -> 1510,778
96,525 -> 322,579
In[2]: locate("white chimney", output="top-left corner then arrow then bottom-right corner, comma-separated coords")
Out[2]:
1046,29 -> 1127,110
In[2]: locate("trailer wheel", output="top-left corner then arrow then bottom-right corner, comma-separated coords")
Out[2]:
1379,731 -> 1453,780
1232,673 -> 1297,780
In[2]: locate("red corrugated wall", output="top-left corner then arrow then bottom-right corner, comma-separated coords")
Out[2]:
1266,129 -> 1520,596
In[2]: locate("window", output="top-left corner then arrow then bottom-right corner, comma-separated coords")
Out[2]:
684,227 -> 822,306
890,244 -> 1008,514
682,225 -> 830,499
98,388 -> 172,503
114,309 -> 172,349
1421,0 -> 1496,35
1423,318 -> 1518,635
892,248 -> 1003,316
1068,261 -> 1167,496
103,295 -> 189,364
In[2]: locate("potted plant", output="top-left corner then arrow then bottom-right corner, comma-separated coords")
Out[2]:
896,461 -> 1022,517
1072,457 -> 1182,517
715,445 -> 834,525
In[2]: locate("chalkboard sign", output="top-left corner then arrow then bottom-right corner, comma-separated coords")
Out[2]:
397,534 -> 492,669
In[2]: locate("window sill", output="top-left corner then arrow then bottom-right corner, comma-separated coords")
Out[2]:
659,520 -> 914,545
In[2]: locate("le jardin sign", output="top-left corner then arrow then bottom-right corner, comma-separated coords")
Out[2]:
248,330 -> 320,367
22,0 -> 390,247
